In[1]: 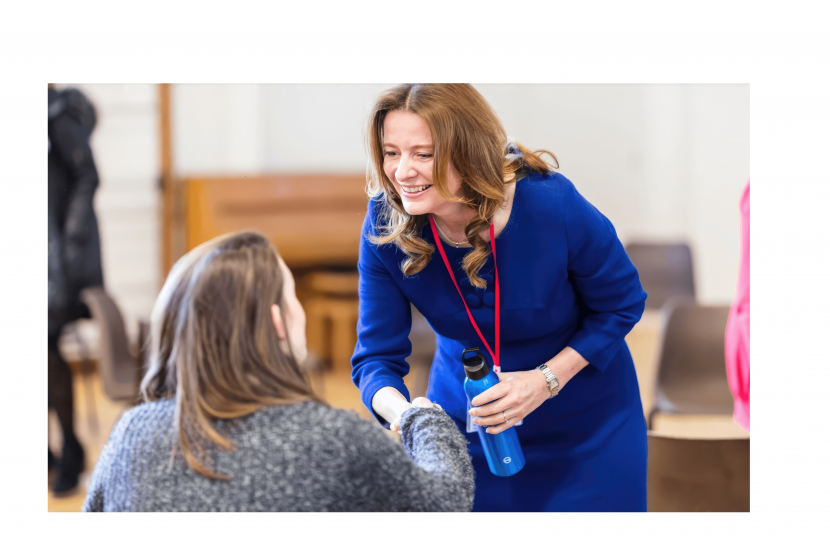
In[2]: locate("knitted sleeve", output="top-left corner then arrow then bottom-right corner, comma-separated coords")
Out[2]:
337,406 -> 475,511
82,406 -> 142,512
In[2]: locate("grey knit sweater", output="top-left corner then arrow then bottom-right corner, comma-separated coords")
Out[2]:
83,400 -> 475,511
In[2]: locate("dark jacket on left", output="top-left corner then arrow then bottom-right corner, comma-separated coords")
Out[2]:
48,87 -> 104,340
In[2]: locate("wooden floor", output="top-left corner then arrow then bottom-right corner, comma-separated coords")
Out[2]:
47,309 -> 747,511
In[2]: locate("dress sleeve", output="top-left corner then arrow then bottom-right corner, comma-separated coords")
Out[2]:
351,200 -> 414,428
562,180 -> 647,371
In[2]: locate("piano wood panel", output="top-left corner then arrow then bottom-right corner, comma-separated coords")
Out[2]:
184,174 -> 369,267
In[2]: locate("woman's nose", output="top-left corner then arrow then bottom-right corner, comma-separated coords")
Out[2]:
395,155 -> 416,182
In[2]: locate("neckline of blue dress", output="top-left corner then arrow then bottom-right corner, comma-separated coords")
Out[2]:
432,175 -> 526,252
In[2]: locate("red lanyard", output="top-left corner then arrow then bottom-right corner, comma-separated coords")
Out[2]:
428,215 -> 501,373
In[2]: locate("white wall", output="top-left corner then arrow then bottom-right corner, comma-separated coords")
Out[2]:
72,84 -> 160,325
477,84 -> 749,303
173,84 -> 394,174
167,84 -> 749,305
685,85 -> 749,304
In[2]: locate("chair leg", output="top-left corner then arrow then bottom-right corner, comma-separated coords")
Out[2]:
647,408 -> 658,431
303,352 -> 327,397
330,300 -> 358,372
304,297 -> 332,370
72,324 -> 98,436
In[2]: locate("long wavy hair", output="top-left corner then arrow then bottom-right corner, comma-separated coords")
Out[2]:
365,83 -> 559,288
140,231 -> 324,479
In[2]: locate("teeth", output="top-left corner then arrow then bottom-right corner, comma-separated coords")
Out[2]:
403,185 -> 432,193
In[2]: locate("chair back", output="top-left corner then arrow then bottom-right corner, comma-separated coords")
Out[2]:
81,287 -> 139,401
625,242 -> 695,309
651,299 -> 734,421
648,431 -> 750,511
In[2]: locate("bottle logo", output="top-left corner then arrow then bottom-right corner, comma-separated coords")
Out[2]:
503,457 -> 512,464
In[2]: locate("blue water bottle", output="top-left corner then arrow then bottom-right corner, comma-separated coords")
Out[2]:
462,347 -> 525,477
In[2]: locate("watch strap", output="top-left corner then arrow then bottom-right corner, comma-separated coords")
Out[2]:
537,364 -> 560,398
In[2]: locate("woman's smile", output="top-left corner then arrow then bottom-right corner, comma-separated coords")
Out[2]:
400,184 -> 433,198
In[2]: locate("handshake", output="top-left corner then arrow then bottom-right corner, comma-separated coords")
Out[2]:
372,387 -> 443,433
391,396 -> 443,432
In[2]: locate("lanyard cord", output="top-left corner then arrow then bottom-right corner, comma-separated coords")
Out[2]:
428,215 -> 501,372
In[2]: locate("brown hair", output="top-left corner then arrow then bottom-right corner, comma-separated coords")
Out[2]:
366,84 -> 558,288
140,231 -> 323,479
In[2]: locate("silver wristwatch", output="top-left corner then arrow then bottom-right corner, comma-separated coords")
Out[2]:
537,364 -> 560,399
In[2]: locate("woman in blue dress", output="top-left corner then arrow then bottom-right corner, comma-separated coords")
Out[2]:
351,84 -> 648,511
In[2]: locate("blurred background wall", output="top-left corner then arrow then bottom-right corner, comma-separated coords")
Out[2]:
77,83 -> 748,330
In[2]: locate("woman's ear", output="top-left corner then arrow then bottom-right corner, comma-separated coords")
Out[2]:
271,304 -> 287,341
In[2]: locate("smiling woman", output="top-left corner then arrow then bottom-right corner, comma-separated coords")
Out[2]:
352,83 -> 649,512
365,84 -> 556,288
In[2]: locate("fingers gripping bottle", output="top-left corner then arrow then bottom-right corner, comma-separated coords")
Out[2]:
462,347 -> 526,477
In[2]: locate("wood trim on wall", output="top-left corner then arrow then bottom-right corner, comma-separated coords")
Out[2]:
159,84 -> 172,282
158,84 -> 187,286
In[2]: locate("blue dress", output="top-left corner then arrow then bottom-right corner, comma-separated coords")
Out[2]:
351,172 -> 648,511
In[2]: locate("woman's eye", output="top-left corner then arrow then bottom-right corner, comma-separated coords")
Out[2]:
384,151 -> 397,157
418,154 -> 433,159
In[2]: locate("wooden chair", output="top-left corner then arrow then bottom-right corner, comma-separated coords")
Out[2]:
648,298 -> 734,429
625,242 -> 695,309
648,431 -> 750,511
299,272 -> 437,398
300,271 -> 360,372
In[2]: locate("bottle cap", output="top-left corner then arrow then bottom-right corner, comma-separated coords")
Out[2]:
462,347 -> 490,381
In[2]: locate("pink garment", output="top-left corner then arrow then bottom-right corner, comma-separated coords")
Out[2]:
725,181 -> 750,432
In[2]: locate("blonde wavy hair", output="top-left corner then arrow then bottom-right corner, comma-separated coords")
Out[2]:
366,84 -> 558,288
140,231 -> 324,479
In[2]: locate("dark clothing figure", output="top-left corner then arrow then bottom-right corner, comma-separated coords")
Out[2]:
48,87 -> 104,331
48,86 -> 105,495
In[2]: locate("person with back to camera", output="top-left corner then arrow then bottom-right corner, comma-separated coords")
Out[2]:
83,231 -> 474,511
352,84 -> 649,511
48,85 -> 105,495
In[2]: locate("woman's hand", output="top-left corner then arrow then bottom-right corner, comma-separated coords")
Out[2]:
373,387 -> 413,433
412,396 -> 442,410
374,387 -> 443,432
469,347 -> 590,435
391,397 -> 443,431
468,370 -> 550,435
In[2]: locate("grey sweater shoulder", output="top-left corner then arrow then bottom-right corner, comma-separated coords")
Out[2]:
83,400 -> 475,512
